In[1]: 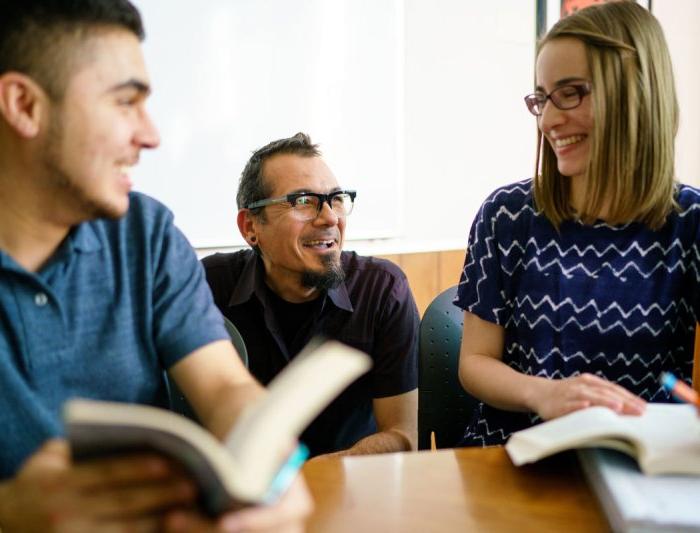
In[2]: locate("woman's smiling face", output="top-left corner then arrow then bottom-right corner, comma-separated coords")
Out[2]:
536,37 -> 594,180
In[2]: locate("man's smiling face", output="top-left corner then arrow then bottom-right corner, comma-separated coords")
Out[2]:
40,28 -> 160,221
250,153 -> 347,300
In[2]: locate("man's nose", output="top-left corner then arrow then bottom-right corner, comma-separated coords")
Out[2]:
314,200 -> 339,225
136,109 -> 160,149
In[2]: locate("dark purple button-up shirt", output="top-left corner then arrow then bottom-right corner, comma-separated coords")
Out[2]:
202,249 -> 419,456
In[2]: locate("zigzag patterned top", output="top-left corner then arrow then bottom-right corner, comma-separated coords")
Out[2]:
455,179 -> 700,446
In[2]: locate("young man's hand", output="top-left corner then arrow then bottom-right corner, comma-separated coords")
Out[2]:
163,475 -> 313,533
0,439 -> 196,532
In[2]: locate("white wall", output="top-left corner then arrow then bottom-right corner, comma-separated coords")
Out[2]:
398,0 -> 535,250
395,0 -> 700,252
132,0 -> 404,248
653,0 -> 700,188
129,1 -> 536,255
129,2 -> 698,256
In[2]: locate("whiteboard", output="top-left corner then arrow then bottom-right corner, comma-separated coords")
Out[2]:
131,0 -> 403,248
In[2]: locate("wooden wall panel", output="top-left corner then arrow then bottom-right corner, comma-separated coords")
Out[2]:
375,254 -> 401,268
438,249 -> 465,293
397,252 -> 439,316
376,250 -> 464,316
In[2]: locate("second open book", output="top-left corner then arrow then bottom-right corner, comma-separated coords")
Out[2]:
506,403 -> 700,475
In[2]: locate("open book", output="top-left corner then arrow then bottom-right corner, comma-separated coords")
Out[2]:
64,339 -> 371,516
505,403 -> 700,476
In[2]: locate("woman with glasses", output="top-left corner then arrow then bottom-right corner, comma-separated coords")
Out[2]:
455,2 -> 697,446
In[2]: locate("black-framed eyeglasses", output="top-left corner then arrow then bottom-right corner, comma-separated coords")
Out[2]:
245,190 -> 357,221
524,82 -> 592,116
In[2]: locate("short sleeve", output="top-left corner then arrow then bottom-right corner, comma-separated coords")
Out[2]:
454,191 -> 510,326
148,208 -> 229,368
371,267 -> 419,398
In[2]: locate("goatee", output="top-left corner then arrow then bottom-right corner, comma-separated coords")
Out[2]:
301,254 -> 345,290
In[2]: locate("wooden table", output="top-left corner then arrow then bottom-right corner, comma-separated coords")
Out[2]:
302,447 -> 608,532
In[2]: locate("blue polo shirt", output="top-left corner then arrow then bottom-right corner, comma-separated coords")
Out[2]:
0,193 -> 228,478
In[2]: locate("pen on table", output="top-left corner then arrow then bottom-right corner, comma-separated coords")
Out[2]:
660,372 -> 700,407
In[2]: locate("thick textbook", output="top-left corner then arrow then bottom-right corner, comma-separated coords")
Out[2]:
579,448 -> 700,533
505,403 -> 700,475
64,339 -> 371,516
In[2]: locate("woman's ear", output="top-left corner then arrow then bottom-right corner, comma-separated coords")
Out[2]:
0,72 -> 47,139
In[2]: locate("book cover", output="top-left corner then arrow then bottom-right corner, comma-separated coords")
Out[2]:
579,448 -> 700,532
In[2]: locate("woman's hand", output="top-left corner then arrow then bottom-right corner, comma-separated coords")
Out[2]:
530,373 -> 646,421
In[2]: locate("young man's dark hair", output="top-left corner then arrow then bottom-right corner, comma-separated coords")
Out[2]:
0,0 -> 144,99
237,132 -> 321,217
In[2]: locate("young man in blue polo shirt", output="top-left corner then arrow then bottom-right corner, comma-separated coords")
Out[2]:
0,2 -> 310,531
203,133 -> 419,458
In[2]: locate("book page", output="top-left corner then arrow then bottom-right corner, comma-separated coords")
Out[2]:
506,404 -> 700,475
224,340 -> 371,496
506,407 -> 639,465
622,404 -> 700,475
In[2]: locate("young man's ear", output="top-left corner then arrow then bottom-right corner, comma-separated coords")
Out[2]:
0,72 -> 47,139
237,209 -> 260,248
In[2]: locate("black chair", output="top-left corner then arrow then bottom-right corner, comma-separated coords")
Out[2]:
418,285 -> 478,449
222,316 -> 248,367
167,316 -> 248,421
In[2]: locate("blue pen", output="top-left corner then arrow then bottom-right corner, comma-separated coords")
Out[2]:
264,443 -> 309,504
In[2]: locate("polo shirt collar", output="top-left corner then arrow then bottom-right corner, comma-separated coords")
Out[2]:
227,251 -> 354,313
0,221 -> 102,272
69,221 -> 103,253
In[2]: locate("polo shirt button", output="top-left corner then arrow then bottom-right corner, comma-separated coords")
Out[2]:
34,292 -> 48,306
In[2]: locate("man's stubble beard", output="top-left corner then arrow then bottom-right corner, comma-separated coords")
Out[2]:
41,107 -> 124,221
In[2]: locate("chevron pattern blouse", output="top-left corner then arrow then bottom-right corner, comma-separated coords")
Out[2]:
455,179 -> 700,446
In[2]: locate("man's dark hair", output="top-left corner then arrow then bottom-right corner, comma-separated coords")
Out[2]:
0,0 -> 144,100
237,132 -> 322,217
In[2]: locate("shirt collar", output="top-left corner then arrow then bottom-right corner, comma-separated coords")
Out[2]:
326,276 -> 353,312
227,252 -> 261,306
0,221 -> 102,272
227,251 -> 354,313
68,221 -> 103,253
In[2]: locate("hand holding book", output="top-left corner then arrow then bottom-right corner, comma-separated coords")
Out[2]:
0,439 -> 198,532
64,339 -> 371,516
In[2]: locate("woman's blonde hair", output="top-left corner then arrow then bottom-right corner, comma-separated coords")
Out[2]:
534,1 -> 678,229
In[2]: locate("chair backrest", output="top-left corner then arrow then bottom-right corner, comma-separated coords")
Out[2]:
418,285 -> 477,449
223,317 -> 248,368
167,316 -> 248,421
